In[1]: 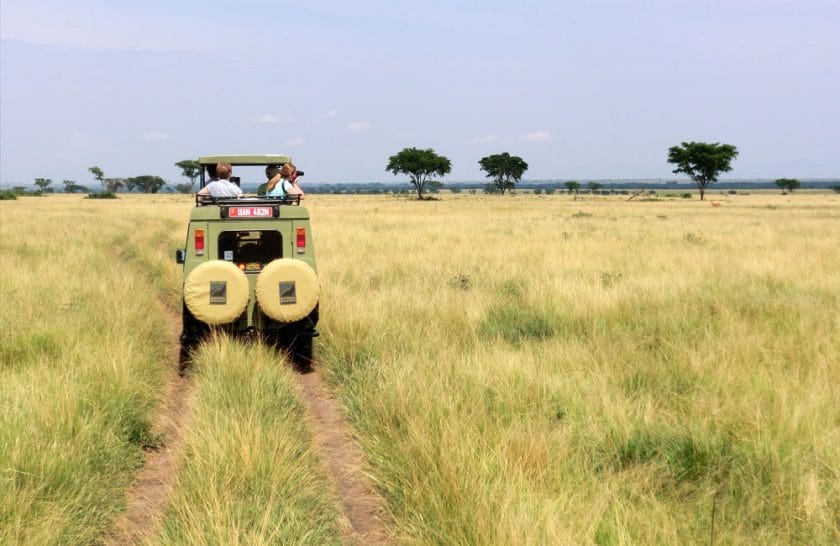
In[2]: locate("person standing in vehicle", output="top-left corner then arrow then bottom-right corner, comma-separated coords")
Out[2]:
266,163 -> 305,199
197,162 -> 242,198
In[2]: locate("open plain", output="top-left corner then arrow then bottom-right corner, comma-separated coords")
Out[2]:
1,191 -> 839,544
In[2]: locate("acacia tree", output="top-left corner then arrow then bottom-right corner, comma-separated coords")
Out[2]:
588,182 -> 603,192
63,180 -> 88,193
103,178 -> 125,192
775,178 -> 801,193
126,175 -> 166,193
478,152 -> 528,195
176,159 -> 202,191
34,178 -> 53,191
386,147 -> 451,199
667,141 -> 738,201
88,166 -> 105,189
565,181 -> 581,194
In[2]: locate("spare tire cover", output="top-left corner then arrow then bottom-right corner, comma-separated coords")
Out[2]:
184,260 -> 250,325
255,259 -> 319,323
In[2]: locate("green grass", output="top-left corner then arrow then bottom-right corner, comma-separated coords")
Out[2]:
157,337 -> 342,545
313,193 -> 840,544
3,192 -> 839,543
0,199 -> 177,544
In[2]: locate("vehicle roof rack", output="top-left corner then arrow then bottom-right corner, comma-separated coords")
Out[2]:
195,195 -> 301,207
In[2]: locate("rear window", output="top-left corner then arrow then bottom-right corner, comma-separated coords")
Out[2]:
218,231 -> 282,272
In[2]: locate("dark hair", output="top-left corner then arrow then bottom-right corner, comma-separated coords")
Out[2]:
265,165 -> 281,179
206,164 -> 217,178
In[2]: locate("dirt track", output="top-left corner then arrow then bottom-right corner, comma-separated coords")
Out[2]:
107,306 -> 390,544
293,368 -> 392,544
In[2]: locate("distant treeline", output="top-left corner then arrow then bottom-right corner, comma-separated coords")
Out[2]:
5,178 -> 839,195
266,179 -> 840,195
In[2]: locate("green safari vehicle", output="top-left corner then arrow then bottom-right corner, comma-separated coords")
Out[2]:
175,154 -> 319,369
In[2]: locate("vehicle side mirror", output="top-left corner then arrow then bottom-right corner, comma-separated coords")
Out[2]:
175,249 -> 186,264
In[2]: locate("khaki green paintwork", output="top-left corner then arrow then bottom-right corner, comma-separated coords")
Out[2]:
197,154 -> 292,166
181,199 -> 316,331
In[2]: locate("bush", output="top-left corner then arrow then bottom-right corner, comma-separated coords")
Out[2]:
544,188 -> 555,195
0,190 -> 17,200
533,188 -> 543,195
86,191 -> 119,200
832,185 -> 840,194
479,303 -> 555,343
681,192 -> 692,199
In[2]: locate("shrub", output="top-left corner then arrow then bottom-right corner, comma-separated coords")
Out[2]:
681,192 -> 692,199
0,190 -> 17,200
479,303 -> 555,343
86,191 -> 119,200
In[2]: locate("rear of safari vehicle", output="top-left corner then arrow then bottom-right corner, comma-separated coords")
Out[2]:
177,155 -> 319,368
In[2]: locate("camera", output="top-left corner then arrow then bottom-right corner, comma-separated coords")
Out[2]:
295,170 -> 304,177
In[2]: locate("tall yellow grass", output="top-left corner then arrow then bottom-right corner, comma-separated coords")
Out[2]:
1,194 -> 343,544
0,195 -> 183,543
2,191 -> 838,544
313,192 -> 840,544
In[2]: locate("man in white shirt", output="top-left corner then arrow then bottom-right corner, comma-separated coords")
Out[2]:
197,162 -> 242,198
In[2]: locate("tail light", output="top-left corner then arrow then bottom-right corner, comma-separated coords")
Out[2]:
195,229 -> 205,256
296,227 -> 306,254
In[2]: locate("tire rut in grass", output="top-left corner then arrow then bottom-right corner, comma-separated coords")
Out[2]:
294,367 -> 392,545
107,309 -> 193,545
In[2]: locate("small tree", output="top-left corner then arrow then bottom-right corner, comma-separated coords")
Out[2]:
565,181 -> 581,194
588,182 -> 602,192
103,178 -> 125,192
126,175 -> 166,193
478,152 -> 528,195
775,178 -> 801,193
176,159 -> 202,191
63,180 -> 88,193
667,141 -> 738,201
34,178 -> 53,191
832,185 -> 840,194
89,166 -> 105,189
386,147 -> 452,199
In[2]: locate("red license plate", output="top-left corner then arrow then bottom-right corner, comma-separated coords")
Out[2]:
228,207 -> 273,218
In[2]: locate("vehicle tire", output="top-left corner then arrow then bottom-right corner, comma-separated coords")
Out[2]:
269,332 -> 313,371
184,260 -> 250,325
255,259 -> 319,323
290,335 -> 314,371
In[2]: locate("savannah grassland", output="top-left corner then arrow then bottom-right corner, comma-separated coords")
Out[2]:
1,191 -> 839,544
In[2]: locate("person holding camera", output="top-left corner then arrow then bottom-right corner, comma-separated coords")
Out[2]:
266,163 -> 305,199
197,162 -> 242,198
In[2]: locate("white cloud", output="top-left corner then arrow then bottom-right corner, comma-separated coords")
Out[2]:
284,137 -> 305,147
322,109 -> 338,118
257,114 -> 290,125
471,134 -> 498,144
347,121 -> 371,132
521,131 -> 552,143
142,131 -> 169,141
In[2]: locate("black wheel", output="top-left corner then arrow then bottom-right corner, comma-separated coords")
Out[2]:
269,332 -> 313,371
290,335 -> 313,371
178,342 -> 193,376
179,303 -> 208,375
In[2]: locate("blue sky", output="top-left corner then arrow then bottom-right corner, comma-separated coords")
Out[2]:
1,0 -> 838,186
